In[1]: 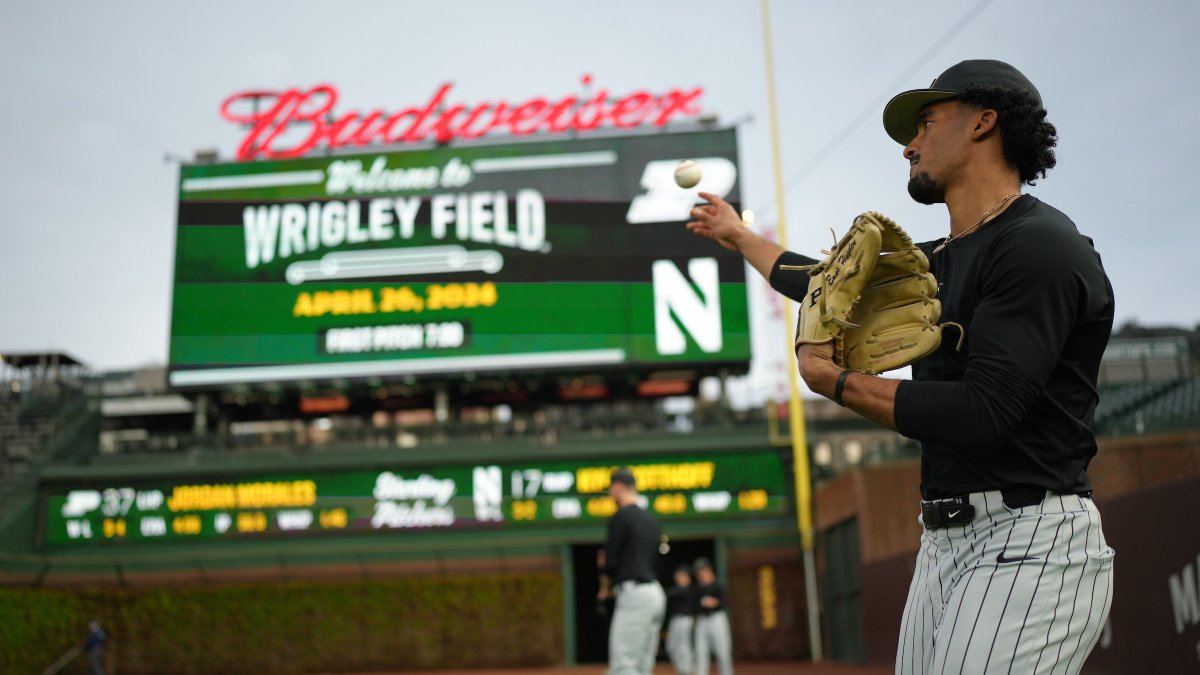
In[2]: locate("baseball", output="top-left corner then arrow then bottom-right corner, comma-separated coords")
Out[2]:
674,159 -> 702,188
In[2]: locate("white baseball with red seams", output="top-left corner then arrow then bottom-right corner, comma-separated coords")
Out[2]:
673,159 -> 702,188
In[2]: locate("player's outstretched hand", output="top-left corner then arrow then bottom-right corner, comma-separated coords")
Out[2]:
687,192 -> 745,253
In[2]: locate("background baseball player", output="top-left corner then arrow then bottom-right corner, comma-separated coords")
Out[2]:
692,557 -> 733,675
599,467 -> 666,675
664,565 -> 696,675
687,59 -> 1115,673
84,620 -> 107,675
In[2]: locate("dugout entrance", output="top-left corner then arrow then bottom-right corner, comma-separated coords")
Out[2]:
570,537 -> 716,664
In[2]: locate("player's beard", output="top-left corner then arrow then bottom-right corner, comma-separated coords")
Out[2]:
908,172 -> 945,205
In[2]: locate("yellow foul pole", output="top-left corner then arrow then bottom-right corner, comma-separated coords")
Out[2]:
760,0 -> 823,662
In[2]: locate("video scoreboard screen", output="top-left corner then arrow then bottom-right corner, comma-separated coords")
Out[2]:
41,450 -> 788,548
169,129 -> 749,388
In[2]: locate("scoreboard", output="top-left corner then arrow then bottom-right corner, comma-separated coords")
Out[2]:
169,129 -> 750,388
41,450 -> 788,548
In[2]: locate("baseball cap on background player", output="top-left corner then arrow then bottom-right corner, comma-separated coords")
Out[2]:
692,556 -> 713,572
610,467 -> 637,489
882,59 -> 1043,146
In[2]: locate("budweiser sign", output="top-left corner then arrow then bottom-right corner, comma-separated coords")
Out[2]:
220,76 -> 704,162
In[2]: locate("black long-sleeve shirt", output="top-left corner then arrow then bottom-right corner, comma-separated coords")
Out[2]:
770,196 -> 1114,499
666,584 -> 695,618
604,503 -> 661,584
695,581 -> 726,614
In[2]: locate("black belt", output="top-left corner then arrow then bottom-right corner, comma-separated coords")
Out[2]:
1001,487 -> 1094,509
921,488 -> 1095,530
921,497 -> 975,530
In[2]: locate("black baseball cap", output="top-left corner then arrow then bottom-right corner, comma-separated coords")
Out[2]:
611,467 -> 637,488
882,59 -> 1043,146
693,556 -> 713,572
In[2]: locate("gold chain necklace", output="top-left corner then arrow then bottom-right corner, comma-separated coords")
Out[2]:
932,192 -> 1021,254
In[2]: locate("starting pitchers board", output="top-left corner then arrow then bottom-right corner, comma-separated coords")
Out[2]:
41,448 -> 788,548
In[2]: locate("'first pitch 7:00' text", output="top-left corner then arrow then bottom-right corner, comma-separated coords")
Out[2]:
292,282 -> 497,317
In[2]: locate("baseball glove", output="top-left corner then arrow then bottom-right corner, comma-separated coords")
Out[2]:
785,211 -> 963,375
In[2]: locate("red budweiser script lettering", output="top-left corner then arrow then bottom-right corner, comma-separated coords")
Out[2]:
220,76 -> 704,161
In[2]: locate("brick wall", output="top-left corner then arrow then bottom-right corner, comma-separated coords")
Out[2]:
814,459 -> 922,564
1089,429 -> 1200,501
814,430 -> 1200,564
726,547 -> 811,661
814,429 -> 1200,667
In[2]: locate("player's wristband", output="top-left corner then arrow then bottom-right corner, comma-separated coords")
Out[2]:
833,369 -> 852,407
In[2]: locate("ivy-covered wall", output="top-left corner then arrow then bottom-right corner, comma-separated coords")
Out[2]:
1,572 -> 563,674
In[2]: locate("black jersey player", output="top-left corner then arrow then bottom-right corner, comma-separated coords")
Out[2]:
687,60 -> 1115,674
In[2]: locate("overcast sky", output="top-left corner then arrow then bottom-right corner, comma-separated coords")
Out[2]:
2,1 -> 1197,399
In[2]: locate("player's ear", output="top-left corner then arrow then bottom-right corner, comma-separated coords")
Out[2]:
970,108 -> 999,140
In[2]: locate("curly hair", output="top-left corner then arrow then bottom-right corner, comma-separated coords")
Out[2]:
957,84 -> 1058,185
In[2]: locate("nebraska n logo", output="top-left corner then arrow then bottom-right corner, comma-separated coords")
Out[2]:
651,257 -> 723,355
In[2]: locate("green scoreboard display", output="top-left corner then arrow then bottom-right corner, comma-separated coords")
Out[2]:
41,450 -> 788,548
170,129 -> 749,387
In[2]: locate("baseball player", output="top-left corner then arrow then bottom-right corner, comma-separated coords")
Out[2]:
693,557 -> 734,675
687,60 -> 1115,673
599,467 -> 666,675
664,565 -> 696,675
84,620 -> 107,675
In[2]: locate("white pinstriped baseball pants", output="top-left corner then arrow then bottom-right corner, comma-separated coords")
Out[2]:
695,610 -> 733,675
665,615 -> 695,675
896,490 -> 1114,674
608,581 -> 666,675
